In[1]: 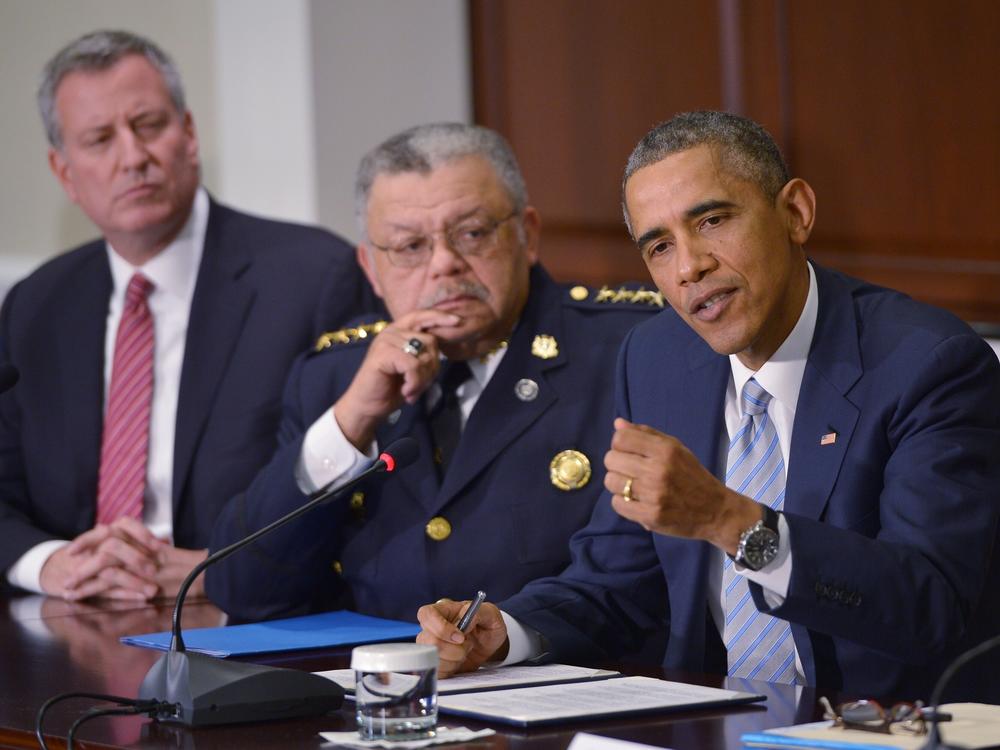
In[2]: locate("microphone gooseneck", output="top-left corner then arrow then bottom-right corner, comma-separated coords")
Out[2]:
140,436 -> 418,726
169,436 -> 418,652
922,632 -> 1000,749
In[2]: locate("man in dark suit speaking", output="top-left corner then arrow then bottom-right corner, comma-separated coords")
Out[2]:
417,111 -> 1000,700
0,30 -> 372,602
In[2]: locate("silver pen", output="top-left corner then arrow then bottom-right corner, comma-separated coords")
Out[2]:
456,590 -> 487,632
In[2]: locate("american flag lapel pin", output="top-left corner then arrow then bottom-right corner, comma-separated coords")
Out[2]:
820,431 -> 837,446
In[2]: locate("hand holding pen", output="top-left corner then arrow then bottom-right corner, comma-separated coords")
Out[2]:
416,591 -> 509,679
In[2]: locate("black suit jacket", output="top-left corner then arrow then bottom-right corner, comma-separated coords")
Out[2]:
0,199 -> 377,575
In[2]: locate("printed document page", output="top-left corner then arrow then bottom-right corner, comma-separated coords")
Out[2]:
437,675 -> 764,726
316,663 -> 619,695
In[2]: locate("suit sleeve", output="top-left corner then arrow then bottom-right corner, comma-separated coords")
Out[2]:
762,332 -> 1000,663
204,352 -> 350,620
499,327 -> 670,662
0,283 -> 62,577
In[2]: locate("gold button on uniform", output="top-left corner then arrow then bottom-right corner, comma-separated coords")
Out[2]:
349,491 -> 366,520
425,516 -> 452,541
550,449 -> 592,490
569,285 -> 589,301
331,560 -> 343,575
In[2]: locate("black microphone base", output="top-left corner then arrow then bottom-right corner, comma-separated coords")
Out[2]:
139,650 -> 344,726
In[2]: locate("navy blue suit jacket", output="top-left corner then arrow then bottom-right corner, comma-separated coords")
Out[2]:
205,266 -> 661,622
0,199 -> 377,576
501,264 -> 1000,700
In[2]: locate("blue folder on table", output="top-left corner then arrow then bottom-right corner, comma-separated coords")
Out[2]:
120,610 -> 420,657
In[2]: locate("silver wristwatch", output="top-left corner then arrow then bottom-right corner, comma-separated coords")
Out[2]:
732,504 -> 780,571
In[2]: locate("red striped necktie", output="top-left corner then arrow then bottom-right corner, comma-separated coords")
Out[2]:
96,273 -> 156,525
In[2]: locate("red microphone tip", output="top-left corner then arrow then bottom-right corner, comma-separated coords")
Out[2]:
379,452 -> 396,472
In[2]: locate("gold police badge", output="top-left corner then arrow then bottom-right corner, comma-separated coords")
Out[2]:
549,449 -> 591,491
531,334 -> 559,359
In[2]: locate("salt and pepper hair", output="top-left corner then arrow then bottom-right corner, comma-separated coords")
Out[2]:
621,111 -> 790,237
38,29 -> 186,149
354,123 -> 529,240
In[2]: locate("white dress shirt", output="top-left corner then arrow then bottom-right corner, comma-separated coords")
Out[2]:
6,189 -> 209,593
505,263 -> 819,670
296,346 -> 508,494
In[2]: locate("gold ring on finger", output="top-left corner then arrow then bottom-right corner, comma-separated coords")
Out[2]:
622,477 -> 635,502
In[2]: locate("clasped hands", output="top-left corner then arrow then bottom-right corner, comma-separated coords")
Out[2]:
39,516 -> 208,602
417,418 -> 765,677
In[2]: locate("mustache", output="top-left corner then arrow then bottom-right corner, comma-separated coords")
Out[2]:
420,280 -> 490,309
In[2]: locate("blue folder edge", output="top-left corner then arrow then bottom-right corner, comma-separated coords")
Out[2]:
119,610 -> 420,658
740,730 -> 900,749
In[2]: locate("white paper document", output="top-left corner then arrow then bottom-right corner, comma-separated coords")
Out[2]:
316,663 -> 619,695
742,702 -> 1000,749
568,732 -> 678,750
436,675 -> 765,727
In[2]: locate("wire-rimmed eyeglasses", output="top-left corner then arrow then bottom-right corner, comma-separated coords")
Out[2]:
368,210 -> 519,268
820,696 -> 951,736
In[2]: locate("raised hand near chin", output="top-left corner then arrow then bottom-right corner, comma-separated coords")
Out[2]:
334,310 -> 462,451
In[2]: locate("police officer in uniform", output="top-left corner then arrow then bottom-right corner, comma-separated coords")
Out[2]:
206,123 -> 662,622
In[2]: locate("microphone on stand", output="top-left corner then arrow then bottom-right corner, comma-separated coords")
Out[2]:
138,437 -> 420,727
921,631 -> 1000,749
0,363 -> 19,394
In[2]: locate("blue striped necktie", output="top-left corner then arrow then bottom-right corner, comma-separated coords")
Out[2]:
722,377 -> 796,683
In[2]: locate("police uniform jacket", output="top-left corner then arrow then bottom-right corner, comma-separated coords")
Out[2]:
206,265 -> 661,622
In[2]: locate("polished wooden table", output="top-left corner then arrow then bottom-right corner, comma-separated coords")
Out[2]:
0,592 -> 827,749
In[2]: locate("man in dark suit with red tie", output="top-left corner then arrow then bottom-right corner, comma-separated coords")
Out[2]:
0,30 -> 374,602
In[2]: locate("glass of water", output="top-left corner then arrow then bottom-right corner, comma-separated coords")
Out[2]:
352,643 -> 438,740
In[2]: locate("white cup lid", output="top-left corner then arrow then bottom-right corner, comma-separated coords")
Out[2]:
351,643 -> 438,672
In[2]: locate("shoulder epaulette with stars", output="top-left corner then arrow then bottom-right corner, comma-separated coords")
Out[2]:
314,320 -> 389,352
565,284 -> 665,309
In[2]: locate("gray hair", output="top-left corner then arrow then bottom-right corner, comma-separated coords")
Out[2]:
622,111 -> 790,237
38,29 -> 186,149
354,123 -> 528,239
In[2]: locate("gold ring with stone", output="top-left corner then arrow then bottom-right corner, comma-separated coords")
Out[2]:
622,477 -> 635,502
402,338 -> 423,357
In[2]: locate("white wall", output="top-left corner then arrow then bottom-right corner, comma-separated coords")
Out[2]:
0,0 -> 471,299
310,0 -> 472,242
212,0 -> 319,225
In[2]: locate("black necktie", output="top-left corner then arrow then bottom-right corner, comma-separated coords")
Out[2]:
429,360 -> 472,475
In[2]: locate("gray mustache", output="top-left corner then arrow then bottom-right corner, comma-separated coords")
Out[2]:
420,281 -> 490,308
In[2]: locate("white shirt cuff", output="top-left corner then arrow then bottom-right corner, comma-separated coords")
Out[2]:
6,539 -> 69,594
740,512 -> 792,607
295,408 -> 378,494
498,610 -> 546,665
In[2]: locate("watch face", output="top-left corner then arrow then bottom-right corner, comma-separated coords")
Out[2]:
743,528 -> 779,570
